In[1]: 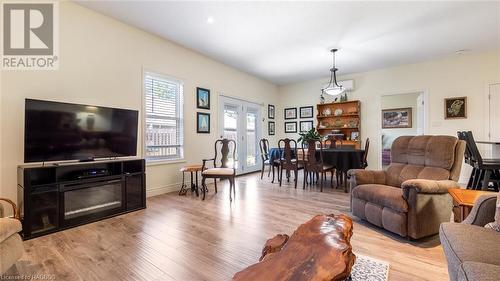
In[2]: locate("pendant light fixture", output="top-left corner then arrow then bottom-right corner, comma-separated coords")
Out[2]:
321,48 -> 345,96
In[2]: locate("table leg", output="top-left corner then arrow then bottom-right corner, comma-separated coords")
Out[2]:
195,171 -> 199,196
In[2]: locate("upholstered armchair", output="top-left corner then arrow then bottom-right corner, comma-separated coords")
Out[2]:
349,135 -> 466,239
0,198 -> 24,274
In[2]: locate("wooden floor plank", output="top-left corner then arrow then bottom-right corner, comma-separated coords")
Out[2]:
6,173 -> 449,281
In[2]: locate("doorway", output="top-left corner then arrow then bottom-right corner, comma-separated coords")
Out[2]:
484,82 -> 500,157
379,91 -> 427,169
219,96 -> 262,174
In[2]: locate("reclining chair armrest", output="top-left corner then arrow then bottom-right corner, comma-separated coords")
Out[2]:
401,179 -> 459,200
462,194 -> 498,226
348,169 -> 386,187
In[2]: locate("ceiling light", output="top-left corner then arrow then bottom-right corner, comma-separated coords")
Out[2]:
206,16 -> 214,24
321,49 -> 345,97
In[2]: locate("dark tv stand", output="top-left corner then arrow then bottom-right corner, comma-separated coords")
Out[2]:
17,158 -> 146,239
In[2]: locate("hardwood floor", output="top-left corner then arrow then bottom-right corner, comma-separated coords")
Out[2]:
6,173 -> 449,281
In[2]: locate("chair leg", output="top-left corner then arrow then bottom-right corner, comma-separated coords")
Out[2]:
474,170 -> 485,190
260,163 -> 265,179
272,165 -> 275,183
344,171 -> 349,193
482,170 -> 492,191
202,177 -> 207,200
214,179 -> 218,193
472,169 -> 481,190
229,177 -> 233,201
268,164 -> 272,177
320,172 -> 324,192
294,169 -> 298,189
330,171 -> 334,188
467,168 -> 476,189
279,166 -> 283,186
303,169 -> 307,189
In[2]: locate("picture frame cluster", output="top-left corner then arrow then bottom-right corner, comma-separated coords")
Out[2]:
283,106 -> 314,133
196,87 -> 210,133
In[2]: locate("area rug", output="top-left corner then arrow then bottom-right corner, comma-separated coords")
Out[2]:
350,254 -> 390,281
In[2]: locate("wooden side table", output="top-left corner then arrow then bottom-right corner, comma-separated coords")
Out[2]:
179,164 -> 203,196
448,188 -> 495,222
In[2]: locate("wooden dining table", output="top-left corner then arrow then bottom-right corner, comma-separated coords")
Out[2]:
269,147 -> 365,191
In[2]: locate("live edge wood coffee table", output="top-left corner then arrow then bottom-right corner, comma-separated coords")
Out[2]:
233,214 -> 356,281
448,188 -> 495,223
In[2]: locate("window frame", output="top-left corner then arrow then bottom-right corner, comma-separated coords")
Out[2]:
142,70 -> 185,164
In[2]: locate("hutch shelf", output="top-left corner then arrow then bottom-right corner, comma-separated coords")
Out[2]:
316,100 -> 361,149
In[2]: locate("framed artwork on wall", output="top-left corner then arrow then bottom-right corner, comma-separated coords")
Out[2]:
268,105 -> 275,119
299,121 -> 313,132
285,121 -> 297,133
196,87 -> 210,109
351,131 -> 360,141
381,107 -> 412,129
444,97 -> 467,119
284,107 -> 297,119
268,121 -> 275,135
197,112 -> 210,133
299,106 -> 314,118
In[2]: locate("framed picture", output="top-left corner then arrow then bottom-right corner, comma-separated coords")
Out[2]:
351,131 -> 360,141
284,107 -> 297,119
299,120 -> 313,132
299,106 -> 314,118
444,97 -> 467,119
285,121 -> 297,133
268,104 -> 275,119
196,87 -> 210,109
382,107 -> 412,128
197,112 -> 210,133
268,121 -> 275,135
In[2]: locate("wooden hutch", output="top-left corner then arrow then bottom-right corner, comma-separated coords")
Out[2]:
316,100 -> 361,149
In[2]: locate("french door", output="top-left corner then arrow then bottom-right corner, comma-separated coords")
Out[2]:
219,96 -> 262,174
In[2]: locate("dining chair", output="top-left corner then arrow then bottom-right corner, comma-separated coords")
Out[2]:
278,138 -> 304,188
457,131 -> 477,188
201,138 -> 237,200
324,136 -> 338,148
463,131 -> 500,191
259,138 -> 271,179
361,138 -> 370,169
302,139 -> 335,192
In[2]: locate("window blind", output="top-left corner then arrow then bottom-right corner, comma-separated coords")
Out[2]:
144,72 -> 184,161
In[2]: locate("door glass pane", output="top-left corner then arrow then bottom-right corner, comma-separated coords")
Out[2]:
223,105 -> 238,169
246,110 -> 257,166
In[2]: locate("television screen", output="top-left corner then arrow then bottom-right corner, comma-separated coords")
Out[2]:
25,99 -> 139,163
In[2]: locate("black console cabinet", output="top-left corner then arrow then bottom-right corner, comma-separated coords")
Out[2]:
18,159 -> 146,239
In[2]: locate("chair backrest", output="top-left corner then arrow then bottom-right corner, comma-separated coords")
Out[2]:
259,138 -> 270,161
303,139 -> 325,172
324,136 -> 338,149
278,138 -> 297,168
462,131 -> 483,166
362,138 -> 370,168
214,138 -> 237,169
457,131 -> 473,164
386,135 -> 465,186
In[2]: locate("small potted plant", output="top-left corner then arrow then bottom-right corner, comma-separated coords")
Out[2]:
298,128 -> 324,147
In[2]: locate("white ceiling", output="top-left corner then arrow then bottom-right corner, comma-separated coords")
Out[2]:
77,1 -> 500,85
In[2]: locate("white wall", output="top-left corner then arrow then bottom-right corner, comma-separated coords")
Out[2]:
278,50 -> 500,182
0,2 -> 280,202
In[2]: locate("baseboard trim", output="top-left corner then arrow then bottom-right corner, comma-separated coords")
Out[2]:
146,182 -> 181,197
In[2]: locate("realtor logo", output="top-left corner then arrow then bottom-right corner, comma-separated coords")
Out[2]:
1,1 -> 59,70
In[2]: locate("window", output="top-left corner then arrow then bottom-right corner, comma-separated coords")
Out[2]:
144,72 -> 183,161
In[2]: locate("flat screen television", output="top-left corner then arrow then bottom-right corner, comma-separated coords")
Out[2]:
25,99 -> 139,163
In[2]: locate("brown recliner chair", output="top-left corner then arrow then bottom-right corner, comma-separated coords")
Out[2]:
349,135 -> 466,239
